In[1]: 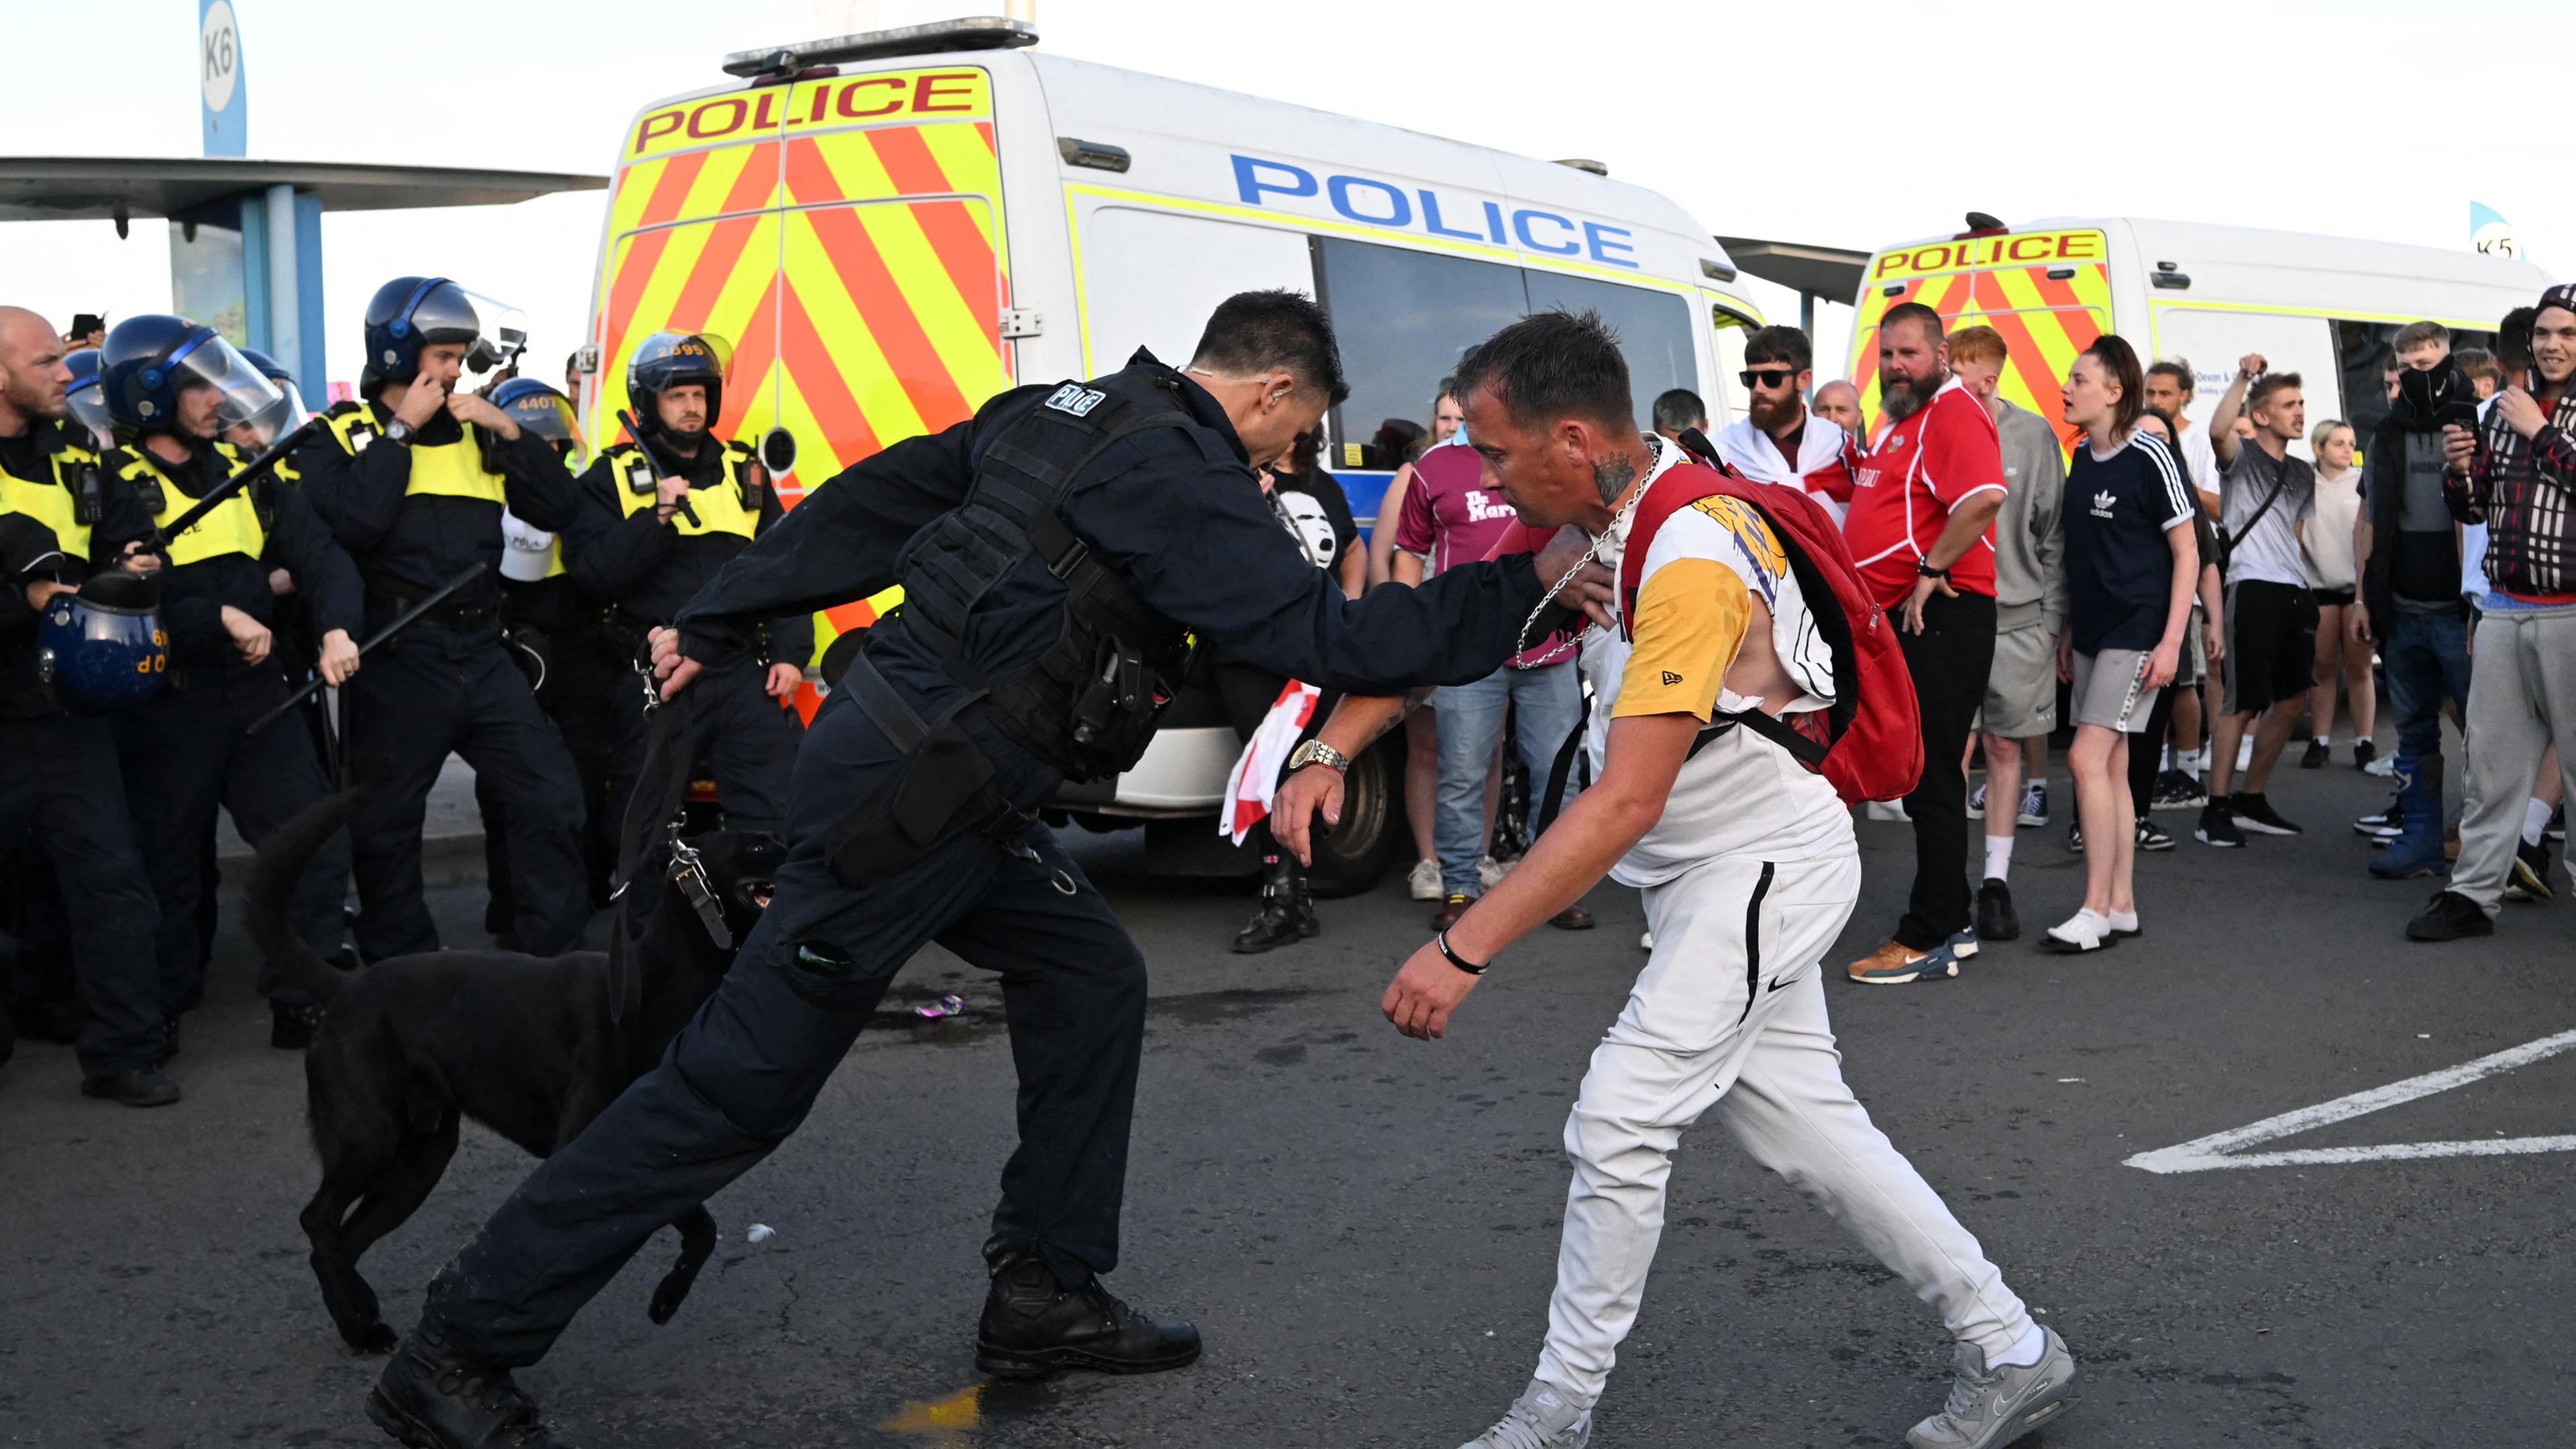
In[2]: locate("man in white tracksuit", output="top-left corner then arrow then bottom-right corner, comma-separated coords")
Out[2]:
1276,311 -> 2076,1449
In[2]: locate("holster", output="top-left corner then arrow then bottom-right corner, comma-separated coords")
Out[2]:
824,649 -> 1032,889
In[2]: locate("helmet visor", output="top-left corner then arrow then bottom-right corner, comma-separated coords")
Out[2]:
458,289 -> 530,375
66,379 -> 114,449
171,335 -> 291,444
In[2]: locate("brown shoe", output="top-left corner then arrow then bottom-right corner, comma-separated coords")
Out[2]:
1848,936 -> 1952,985
1547,904 -> 1595,930
1430,894 -> 1472,930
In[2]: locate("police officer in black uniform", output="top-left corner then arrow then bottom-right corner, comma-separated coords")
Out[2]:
296,278 -> 590,961
99,315 -> 365,1049
0,305 -> 175,1106
475,379 -> 619,932
367,291 -> 1605,1447
568,331 -> 806,833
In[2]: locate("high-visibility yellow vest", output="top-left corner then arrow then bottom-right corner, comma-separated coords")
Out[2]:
0,432 -> 104,562
118,441 -> 268,568
605,439 -> 762,540
319,404 -> 508,505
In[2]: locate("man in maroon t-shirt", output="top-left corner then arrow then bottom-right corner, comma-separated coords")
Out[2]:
1394,438 -> 1591,932
1841,303 -> 2008,984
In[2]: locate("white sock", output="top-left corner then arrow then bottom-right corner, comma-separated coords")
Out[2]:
2526,798 -> 2553,848
2160,743 -> 2174,769
1985,835 -> 2015,882
2313,735 -> 2331,747
2108,908 -> 2139,932
2053,907 -> 2111,942
2180,750 -> 2204,781
1989,1322 -> 2049,1369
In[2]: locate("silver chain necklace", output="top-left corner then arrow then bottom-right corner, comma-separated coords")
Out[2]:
1507,439 -> 1658,669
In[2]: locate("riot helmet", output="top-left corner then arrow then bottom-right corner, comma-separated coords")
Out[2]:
361,276 -> 482,389
36,569 -> 168,710
62,348 -> 113,448
100,315 -> 289,445
625,331 -> 730,447
490,377 -> 586,463
234,346 -> 309,443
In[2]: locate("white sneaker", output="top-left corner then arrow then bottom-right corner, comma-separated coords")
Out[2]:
1865,799 -> 1913,822
1477,854 -> 1512,890
1459,1379 -> 1592,1449
1407,857 -> 1443,902
1906,1328 -> 2078,1449
2039,909 -> 2116,954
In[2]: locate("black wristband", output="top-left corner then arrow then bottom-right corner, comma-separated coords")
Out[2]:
1435,929 -> 1487,976
1917,557 -> 1951,579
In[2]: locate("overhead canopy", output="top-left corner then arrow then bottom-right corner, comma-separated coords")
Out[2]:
0,157 -> 606,223
1713,235 -> 1872,302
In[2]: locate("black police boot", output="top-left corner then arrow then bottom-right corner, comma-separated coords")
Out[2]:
367,1323 -> 570,1449
80,1065 -> 182,1108
973,1250 -> 1201,1379
1229,855 -> 1317,955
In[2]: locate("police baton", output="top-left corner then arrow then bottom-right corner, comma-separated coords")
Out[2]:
241,561 -> 488,737
144,414 -> 325,553
616,410 -> 702,527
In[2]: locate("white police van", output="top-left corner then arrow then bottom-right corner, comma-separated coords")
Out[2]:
600,17 -> 1766,889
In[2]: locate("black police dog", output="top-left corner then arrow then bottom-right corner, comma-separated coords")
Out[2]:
248,790 -> 783,1354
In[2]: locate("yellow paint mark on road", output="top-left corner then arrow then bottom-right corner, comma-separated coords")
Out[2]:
879,1385 -> 981,1444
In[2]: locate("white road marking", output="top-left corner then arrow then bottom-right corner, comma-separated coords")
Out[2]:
2126,1026 -> 2576,1174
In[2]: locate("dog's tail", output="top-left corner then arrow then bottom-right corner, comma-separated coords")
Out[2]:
250,788 -> 368,1008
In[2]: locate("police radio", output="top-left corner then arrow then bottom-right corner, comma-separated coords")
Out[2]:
617,409 -> 702,528
69,460 -> 107,527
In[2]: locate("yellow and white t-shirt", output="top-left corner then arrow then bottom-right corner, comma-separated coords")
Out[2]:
1583,438 -> 1854,886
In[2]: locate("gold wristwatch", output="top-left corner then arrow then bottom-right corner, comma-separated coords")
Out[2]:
1287,739 -> 1350,774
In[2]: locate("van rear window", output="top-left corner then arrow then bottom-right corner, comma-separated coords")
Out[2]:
1313,237 -> 1695,468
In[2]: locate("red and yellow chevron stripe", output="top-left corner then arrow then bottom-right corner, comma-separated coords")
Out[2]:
1846,229 -> 2111,451
591,67 -> 1019,721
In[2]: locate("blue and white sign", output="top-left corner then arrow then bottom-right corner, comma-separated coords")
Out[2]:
2471,201 -> 2518,261
200,0 -> 246,158
1230,155 -> 1638,270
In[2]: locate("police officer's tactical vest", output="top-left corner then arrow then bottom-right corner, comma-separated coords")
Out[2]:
896,372 -> 1199,783
117,441 -> 273,568
319,402 -> 508,504
605,437 -> 763,540
0,425 -> 107,562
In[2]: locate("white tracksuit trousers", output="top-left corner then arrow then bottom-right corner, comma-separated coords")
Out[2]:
1533,850 -> 2034,1405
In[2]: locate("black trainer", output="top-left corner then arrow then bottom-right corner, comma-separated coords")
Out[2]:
2506,839 -> 2556,902
2227,792 -> 2302,836
2196,801 -> 2243,848
1974,878 -> 2020,942
2300,739 -> 2329,769
2353,739 -> 2378,770
2406,889 -> 2495,943
975,1252 -> 1201,1379
367,1324 -> 570,1448
2135,815 -> 2176,852
80,1065 -> 182,1108
272,998 -> 326,1050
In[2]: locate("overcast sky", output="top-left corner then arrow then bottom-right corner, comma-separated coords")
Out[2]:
3,0 -> 2555,392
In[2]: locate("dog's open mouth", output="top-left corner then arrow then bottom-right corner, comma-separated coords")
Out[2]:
739,880 -> 777,910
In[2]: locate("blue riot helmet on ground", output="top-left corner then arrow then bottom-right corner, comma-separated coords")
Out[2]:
36,569 -> 168,709
235,346 -> 309,444
100,315 -> 288,445
490,377 -> 586,465
625,331 -> 730,443
62,348 -> 112,448
362,276 -> 482,390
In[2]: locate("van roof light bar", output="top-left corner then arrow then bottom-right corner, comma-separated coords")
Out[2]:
723,15 -> 1037,78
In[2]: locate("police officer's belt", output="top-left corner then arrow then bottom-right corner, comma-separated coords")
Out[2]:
367,580 -> 498,633
822,649 -> 1035,889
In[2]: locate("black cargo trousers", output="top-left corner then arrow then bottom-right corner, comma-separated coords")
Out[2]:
422,680 -> 1146,1365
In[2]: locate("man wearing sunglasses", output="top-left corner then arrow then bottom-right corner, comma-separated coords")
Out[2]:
1711,326 -> 1862,525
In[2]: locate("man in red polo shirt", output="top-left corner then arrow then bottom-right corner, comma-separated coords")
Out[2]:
1843,302 -> 2008,984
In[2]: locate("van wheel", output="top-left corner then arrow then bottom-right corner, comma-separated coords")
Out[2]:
1307,736 -> 1401,898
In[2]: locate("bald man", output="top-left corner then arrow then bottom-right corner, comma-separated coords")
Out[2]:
0,305 -> 178,1106
1813,379 -> 1870,447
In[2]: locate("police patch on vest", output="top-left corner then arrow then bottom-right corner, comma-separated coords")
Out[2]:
1045,384 -> 1108,417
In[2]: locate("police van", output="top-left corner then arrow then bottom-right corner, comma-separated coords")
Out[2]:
1843,215 -> 2553,455
582,15 -> 1766,889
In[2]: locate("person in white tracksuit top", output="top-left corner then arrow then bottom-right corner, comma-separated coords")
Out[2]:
1275,311 -> 2078,1449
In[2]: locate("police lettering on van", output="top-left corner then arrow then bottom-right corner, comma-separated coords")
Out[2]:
1230,156 -> 1639,270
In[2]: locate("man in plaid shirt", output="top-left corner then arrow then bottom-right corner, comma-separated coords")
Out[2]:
2413,285 -> 2576,941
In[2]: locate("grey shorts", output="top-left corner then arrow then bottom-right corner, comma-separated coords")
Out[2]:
1982,621 -> 2059,738
2070,648 -> 2161,733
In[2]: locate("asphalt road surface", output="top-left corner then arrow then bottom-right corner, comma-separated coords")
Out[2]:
5,751 -> 2571,1448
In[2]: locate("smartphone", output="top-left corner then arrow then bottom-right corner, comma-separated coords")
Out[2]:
2439,400 -> 2480,434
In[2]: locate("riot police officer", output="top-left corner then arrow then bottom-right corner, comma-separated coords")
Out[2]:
566,331 -> 804,835
476,379 -> 618,932
369,291 -> 1607,1447
0,305 -> 174,1106
99,315 -> 365,1049
295,278 -> 590,961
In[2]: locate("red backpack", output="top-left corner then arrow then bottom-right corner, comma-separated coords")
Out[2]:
1616,433 -> 1923,806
